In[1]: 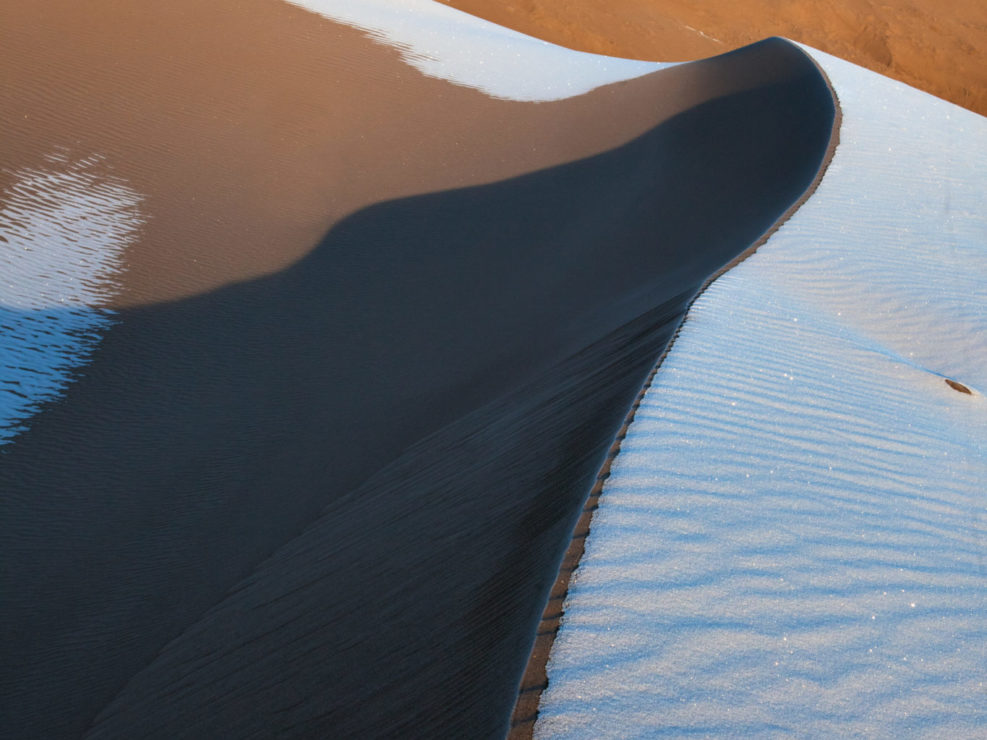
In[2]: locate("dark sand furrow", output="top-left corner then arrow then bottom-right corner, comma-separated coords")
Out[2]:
1,2 -> 835,735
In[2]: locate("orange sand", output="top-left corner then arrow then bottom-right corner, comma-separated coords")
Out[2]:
441,0 -> 987,116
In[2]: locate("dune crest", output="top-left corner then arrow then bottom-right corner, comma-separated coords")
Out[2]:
440,0 -> 987,116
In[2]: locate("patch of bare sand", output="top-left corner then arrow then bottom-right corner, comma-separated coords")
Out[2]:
440,0 -> 987,116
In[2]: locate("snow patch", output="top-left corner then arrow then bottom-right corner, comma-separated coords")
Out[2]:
1,152 -> 144,445
284,0 -> 668,101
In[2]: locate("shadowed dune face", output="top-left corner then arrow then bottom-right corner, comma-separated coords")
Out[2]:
441,0 -> 987,116
1,1 -> 835,737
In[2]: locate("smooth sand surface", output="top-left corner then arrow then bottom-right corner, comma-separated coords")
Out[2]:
1,2 -> 834,737
441,0 -> 987,116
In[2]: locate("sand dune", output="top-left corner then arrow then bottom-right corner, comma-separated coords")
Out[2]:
0,2 -> 836,737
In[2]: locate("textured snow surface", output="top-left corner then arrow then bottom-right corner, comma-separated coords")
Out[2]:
0,152 -> 144,445
537,50 -> 987,738
284,0 -> 667,101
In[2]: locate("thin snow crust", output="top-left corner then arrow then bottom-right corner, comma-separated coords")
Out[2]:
283,0 -> 668,102
536,49 -> 987,738
0,152 -> 144,445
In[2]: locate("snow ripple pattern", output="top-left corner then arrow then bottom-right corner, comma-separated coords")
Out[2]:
0,152 -> 144,445
536,50 -> 987,738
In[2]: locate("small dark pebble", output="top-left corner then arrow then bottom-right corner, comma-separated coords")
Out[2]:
945,378 -> 972,394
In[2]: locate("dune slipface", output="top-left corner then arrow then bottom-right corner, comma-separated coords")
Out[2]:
0,1 -> 835,737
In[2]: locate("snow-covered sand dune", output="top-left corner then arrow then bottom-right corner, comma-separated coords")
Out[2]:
537,48 -> 987,739
1,2 -> 835,738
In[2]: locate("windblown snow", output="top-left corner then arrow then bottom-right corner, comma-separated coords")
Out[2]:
536,49 -> 987,738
